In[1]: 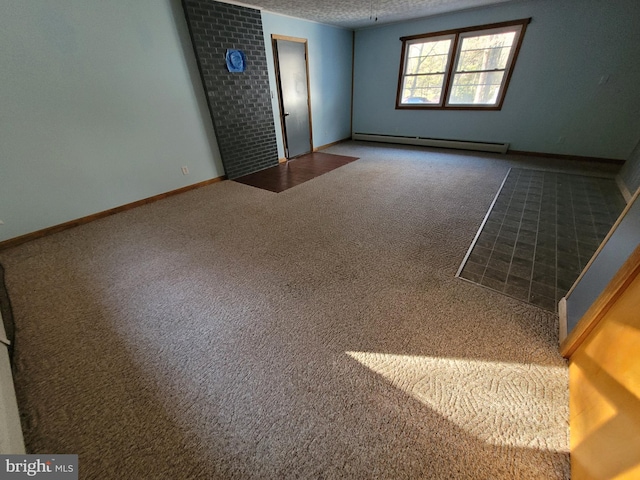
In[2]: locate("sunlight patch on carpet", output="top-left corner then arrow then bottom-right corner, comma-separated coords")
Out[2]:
346,351 -> 569,453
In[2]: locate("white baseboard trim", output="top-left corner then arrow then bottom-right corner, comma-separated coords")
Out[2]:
558,297 -> 568,346
0,312 -> 25,454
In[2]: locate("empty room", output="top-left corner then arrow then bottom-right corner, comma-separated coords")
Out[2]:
1,0 -> 639,479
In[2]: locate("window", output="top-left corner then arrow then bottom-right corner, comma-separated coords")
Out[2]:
396,18 -> 530,110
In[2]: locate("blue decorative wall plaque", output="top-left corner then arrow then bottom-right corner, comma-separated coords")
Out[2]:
225,49 -> 246,72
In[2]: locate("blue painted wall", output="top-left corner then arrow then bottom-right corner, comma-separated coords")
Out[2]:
0,0 -> 224,243
261,12 -> 353,158
353,0 -> 640,160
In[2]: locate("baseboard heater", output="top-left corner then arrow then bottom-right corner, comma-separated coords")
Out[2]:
352,133 -> 509,154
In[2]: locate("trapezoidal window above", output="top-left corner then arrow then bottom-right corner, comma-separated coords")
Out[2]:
396,18 -> 530,110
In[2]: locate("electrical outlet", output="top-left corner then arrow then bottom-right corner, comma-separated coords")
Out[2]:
181,166 -> 189,175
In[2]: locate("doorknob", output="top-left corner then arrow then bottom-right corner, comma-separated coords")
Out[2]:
283,112 -> 290,117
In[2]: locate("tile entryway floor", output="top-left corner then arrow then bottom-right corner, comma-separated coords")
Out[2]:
458,168 -> 626,311
234,152 -> 359,193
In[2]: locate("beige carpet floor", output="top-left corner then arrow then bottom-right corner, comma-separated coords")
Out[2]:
0,142 -> 620,478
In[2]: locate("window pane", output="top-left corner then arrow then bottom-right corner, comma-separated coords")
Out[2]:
408,39 -> 451,59
456,46 -> 512,72
401,74 -> 445,104
448,71 -> 505,105
405,39 -> 451,75
406,54 -> 448,74
456,32 -> 516,72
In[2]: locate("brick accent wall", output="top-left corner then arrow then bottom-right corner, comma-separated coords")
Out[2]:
182,0 -> 279,179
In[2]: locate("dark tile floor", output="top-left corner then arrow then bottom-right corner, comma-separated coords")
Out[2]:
458,168 -> 626,311
234,152 -> 359,192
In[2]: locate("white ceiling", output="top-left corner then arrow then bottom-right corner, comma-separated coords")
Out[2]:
237,0 -> 522,29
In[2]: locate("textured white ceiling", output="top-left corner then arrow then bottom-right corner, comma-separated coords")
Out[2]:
245,0 -> 521,29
